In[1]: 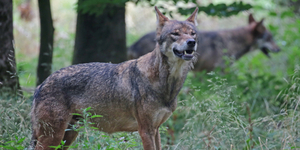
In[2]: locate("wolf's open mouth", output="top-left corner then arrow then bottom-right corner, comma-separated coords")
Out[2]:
173,48 -> 195,60
261,47 -> 270,58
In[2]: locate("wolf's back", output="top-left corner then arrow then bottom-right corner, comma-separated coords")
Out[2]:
33,63 -> 121,105
127,32 -> 156,59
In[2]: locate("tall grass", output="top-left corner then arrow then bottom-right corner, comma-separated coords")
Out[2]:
1,66 -> 299,149
167,66 -> 300,149
0,96 -> 32,149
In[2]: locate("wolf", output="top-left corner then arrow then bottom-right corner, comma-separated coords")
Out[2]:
127,14 -> 280,72
127,31 -> 156,60
29,6 -> 198,150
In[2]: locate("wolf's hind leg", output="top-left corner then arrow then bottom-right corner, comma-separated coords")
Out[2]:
61,119 -> 79,150
33,110 -> 73,150
34,122 -> 68,150
61,130 -> 78,150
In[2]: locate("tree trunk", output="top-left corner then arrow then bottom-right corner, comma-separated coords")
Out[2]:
0,0 -> 22,96
72,1 -> 127,64
36,0 -> 54,86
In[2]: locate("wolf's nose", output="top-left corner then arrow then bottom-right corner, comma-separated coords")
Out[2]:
276,48 -> 281,52
187,39 -> 196,47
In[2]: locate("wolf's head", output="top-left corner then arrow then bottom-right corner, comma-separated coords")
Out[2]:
154,7 -> 198,62
249,14 -> 280,57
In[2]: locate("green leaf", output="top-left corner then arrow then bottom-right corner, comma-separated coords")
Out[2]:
17,137 -> 25,144
281,11 -> 294,19
269,24 -> 279,33
101,135 -> 109,138
291,146 -> 300,149
91,115 -> 103,118
49,145 -> 61,148
72,113 -> 82,116
178,2 -> 252,18
269,11 -> 277,16
85,107 -> 92,111
61,140 -> 66,145
1,146 -> 15,149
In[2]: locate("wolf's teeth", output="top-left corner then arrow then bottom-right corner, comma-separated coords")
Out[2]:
184,51 -> 187,55
191,51 -> 194,55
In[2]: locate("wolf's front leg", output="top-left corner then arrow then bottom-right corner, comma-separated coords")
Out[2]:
155,127 -> 162,150
138,126 -> 157,149
137,119 -> 157,150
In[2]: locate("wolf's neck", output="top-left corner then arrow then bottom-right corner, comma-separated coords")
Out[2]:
137,47 -> 192,101
220,27 -> 255,59
156,47 -> 192,81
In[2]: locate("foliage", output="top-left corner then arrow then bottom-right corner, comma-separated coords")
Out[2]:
77,0 -> 252,17
178,1 -> 252,17
76,0 -> 128,15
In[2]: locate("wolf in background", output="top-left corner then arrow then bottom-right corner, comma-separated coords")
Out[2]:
29,7 -> 198,150
127,14 -> 280,72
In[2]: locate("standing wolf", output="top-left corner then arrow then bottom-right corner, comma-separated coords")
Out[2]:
127,14 -> 280,72
29,7 -> 198,150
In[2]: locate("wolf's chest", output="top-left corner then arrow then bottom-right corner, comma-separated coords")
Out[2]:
151,106 -> 173,127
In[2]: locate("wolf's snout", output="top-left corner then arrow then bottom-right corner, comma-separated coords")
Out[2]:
187,39 -> 196,47
274,48 -> 281,52
273,46 -> 281,52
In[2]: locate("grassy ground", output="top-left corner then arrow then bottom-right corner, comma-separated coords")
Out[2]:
1,0 -> 300,149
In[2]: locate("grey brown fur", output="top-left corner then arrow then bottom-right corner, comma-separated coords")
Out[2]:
29,7 -> 198,150
127,14 -> 280,72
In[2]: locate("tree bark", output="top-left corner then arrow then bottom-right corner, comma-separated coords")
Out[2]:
0,0 -> 22,96
72,2 -> 127,64
36,0 -> 54,86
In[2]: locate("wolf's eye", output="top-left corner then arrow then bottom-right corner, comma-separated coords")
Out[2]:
171,32 -> 180,36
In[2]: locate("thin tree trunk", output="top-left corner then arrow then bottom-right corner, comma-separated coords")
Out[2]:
0,0 -> 22,96
36,0 -> 54,86
72,2 -> 126,64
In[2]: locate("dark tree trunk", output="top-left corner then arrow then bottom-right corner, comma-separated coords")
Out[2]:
0,0 -> 22,96
72,1 -> 127,64
36,0 -> 54,86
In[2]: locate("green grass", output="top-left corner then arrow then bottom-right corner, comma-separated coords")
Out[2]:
1,0 -> 300,149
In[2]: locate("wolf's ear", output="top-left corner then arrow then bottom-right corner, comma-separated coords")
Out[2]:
248,13 -> 256,24
186,7 -> 199,26
252,18 -> 266,35
155,6 -> 169,29
255,19 -> 265,33
258,18 -> 264,25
